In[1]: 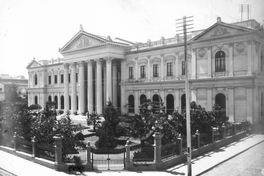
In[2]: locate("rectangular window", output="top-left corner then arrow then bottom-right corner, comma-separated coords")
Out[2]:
153,64 -> 159,77
129,67 -> 134,79
48,76 -> 51,84
54,75 -> 57,84
140,65 -> 146,78
182,61 -> 185,75
68,74 -> 71,83
61,74 -> 64,84
167,63 -> 173,76
76,73 -> 78,82
0,88 -> 2,92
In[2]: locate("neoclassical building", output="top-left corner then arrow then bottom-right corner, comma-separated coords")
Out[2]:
27,17 -> 264,124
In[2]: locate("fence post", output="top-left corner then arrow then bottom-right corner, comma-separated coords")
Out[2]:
195,130 -> 200,149
125,140 -> 131,164
31,136 -> 36,158
53,135 -> 62,169
233,123 -> 236,135
222,124 -> 226,139
153,133 -> 162,163
13,132 -> 17,152
212,128 -> 215,143
86,141 -> 91,164
177,135 -> 183,157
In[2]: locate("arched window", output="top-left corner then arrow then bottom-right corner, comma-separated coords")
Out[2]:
34,96 -> 38,104
140,94 -> 147,105
61,95 -> 64,109
153,94 -> 161,103
166,94 -> 174,114
48,95 -> 52,102
215,51 -> 226,72
181,94 -> 186,111
54,96 -> 58,109
128,95 -> 135,113
34,74 -> 38,85
215,93 -> 226,110
76,96 -> 79,110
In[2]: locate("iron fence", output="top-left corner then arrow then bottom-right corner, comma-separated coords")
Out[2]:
37,144 -> 55,161
17,138 -> 32,154
161,142 -> 180,160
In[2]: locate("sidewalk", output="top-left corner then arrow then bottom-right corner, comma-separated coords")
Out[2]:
0,134 -> 263,176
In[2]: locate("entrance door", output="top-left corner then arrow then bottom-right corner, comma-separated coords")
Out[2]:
91,148 -> 125,171
166,94 -> 174,114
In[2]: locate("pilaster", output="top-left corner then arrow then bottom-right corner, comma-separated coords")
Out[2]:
175,52 -> 179,79
87,60 -> 93,113
79,61 -> 85,114
228,43 -> 234,76
228,87 -> 235,122
206,87 -> 213,111
96,59 -> 103,114
191,49 -> 197,79
160,54 -> 164,80
64,63 -> 69,111
70,62 -> 77,114
113,63 -> 118,108
207,46 -> 212,77
247,41 -> 252,75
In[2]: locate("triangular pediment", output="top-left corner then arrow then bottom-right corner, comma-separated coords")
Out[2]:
26,60 -> 42,69
190,22 -> 254,42
60,31 -> 109,53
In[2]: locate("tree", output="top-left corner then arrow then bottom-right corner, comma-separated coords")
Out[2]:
95,102 -> 120,149
31,102 -> 85,158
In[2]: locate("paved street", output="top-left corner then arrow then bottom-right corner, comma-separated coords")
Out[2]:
200,141 -> 264,176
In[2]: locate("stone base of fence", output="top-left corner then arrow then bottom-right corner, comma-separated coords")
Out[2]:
126,131 -> 247,171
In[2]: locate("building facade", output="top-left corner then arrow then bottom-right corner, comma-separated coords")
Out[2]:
0,74 -> 28,101
27,18 -> 264,124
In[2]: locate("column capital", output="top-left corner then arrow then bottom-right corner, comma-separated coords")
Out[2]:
78,61 -> 85,67
207,46 -> 212,50
147,55 -> 151,59
63,63 -> 69,69
105,57 -> 114,63
247,40 -> 253,45
228,43 -> 234,47
70,62 -> 77,67
95,58 -> 102,63
228,86 -> 235,89
135,57 -> 138,61
160,54 -> 165,57
192,48 -> 197,52
175,51 -> 180,56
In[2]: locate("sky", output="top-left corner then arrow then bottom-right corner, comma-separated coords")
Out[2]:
0,0 -> 263,79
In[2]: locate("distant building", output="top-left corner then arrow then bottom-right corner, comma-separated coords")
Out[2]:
0,74 -> 28,101
26,18 -> 264,124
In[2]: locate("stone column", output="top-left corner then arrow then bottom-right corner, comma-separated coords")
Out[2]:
71,62 -> 77,114
175,52 -> 179,79
79,61 -> 85,114
191,88 -> 197,102
229,43 -> 234,76
246,86 -> 253,122
106,57 -> 113,103
125,141 -> 131,163
120,60 -> 126,114
58,93 -> 61,110
206,87 -> 212,111
175,89 -> 180,111
103,66 -> 106,106
247,41 -> 252,75
113,63 -> 118,108
160,54 -> 164,80
58,69 -> 61,87
53,135 -> 62,168
153,133 -> 162,163
87,61 -> 93,113
147,56 -> 151,81
191,49 -> 197,79
42,70 -> 46,87
135,58 -> 138,80
228,87 -> 235,122
96,59 -> 103,114
134,90 -> 139,114
207,46 -> 212,77
64,63 -> 69,111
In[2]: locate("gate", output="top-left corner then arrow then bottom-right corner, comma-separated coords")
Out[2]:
91,148 -> 126,170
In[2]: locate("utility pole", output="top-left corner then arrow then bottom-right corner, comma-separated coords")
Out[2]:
176,16 -> 193,176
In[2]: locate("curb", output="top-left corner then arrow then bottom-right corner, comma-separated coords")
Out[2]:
196,136 -> 264,176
